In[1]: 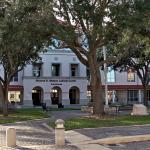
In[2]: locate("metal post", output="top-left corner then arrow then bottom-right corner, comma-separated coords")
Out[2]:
112,90 -> 116,104
103,47 -> 108,106
138,90 -> 142,103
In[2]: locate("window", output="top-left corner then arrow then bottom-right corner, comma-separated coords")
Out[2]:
86,68 -> 90,80
33,64 -> 42,77
87,90 -> 92,101
10,94 -> 14,99
8,91 -> 21,102
147,90 -> 150,101
107,67 -> 115,82
52,64 -> 60,76
11,73 -> 18,82
127,68 -> 135,82
71,64 -> 78,77
128,90 -> 138,102
147,68 -> 150,79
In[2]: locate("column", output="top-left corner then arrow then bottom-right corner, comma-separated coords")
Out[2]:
138,89 -> 142,103
112,90 -> 116,104
62,92 -> 70,105
103,47 -> 108,106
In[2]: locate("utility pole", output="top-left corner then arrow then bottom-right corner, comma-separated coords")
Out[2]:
103,47 -> 108,106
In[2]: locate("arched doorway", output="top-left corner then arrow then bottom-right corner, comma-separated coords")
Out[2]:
32,86 -> 43,106
69,86 -> 80,104
51,87 -> 62,105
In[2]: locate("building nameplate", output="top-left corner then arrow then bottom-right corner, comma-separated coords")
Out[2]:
36,79 -> 76,83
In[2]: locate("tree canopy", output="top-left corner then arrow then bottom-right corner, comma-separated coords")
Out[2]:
50,0 -> 141,114
110,0 -> 150,105
0,0 -> 53,115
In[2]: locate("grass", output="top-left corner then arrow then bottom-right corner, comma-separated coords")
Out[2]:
49,107 -> 81,111
0,108 -> 48,124
50,115 -> 150,130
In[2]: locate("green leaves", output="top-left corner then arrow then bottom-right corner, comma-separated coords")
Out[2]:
0,0 -> 53,80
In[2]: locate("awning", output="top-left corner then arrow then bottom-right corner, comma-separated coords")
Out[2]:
87,85 -> 150,91
8,85 -> 24,91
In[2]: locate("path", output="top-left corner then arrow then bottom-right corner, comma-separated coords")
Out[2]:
0,119 -> 54,147
50,110 -> 89,121
1,110 -> 150,149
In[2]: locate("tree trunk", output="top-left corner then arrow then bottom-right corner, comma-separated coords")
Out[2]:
0,81 -> 9,116
143,84 -> 148,106
89,57 -> 104,115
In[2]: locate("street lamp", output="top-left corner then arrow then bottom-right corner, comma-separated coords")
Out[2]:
103,47 -> 109,106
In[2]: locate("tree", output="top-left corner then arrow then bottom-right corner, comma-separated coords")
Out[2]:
50,0 -> 137,115
110,0 -> 150,106
0,0 -> 53,116
111,32 -> 150,106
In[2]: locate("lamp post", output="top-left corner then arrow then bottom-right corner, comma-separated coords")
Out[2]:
103,47 -> 109,106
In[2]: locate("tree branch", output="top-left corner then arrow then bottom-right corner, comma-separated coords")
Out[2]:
0,76 -> 4,84
64,45 -> 89,67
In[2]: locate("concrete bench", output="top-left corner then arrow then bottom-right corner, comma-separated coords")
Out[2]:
105,105 -> 120,114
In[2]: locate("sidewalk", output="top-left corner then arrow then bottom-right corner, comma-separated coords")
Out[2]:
0,119 -> 55,147
0,111 -> 110,150
65,130 -> 111,150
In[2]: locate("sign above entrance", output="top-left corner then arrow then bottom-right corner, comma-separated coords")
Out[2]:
36,79 -> 76,83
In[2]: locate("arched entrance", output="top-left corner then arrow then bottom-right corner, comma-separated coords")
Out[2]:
69,86 -> 80,104
32,86 -> 43,106
51,87 -> 62,105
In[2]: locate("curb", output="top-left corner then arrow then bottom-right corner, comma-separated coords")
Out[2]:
42,123 -> 54,132
71,123 -> 150,131
79,134 -> 150,145
0,118 -> 50,126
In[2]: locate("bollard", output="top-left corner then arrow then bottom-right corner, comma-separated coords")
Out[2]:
55,119 -> 65,146
6,128 -> 16,147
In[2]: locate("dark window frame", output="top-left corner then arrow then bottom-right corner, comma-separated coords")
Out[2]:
52,63 -> 60,76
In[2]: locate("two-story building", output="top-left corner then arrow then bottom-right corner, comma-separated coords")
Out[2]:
6,48 -> 87,107
1,48 -> 150,107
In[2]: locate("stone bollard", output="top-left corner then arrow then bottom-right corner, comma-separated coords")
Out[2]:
55,119 -> 65,146
6,128 -> 16,147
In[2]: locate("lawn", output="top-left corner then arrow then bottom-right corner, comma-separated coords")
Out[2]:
49,107 -> 81,111
0,108 -> 48,124
50,115 -> 150,130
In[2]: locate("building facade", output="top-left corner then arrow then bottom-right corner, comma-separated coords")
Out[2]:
0,49 -> 149,107
3,49 -> 87,107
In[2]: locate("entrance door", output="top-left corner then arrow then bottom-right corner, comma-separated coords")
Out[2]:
69,87 -> 80,104
32,87 -> 43,106
51,87 -> 62,105
69,89 -> 76,104
32,93 -> 41,106
51,92 -> 59,104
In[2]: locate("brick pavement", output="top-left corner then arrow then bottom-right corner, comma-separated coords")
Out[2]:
0,119 -> 55,147
0,110 -> 109,150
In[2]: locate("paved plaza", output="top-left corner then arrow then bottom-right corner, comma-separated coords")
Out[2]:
0,110 -> 150,149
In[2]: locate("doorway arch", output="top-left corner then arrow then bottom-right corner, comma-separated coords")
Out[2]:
69,86 -> 80,104
51,86 -> 62,105
32,86 -> 43,106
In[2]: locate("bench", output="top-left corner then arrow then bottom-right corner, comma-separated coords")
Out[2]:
105,105 -> 120,114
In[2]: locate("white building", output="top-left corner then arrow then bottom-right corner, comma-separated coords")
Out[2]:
1,48 -> 149,107
6,49 -> 88,107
